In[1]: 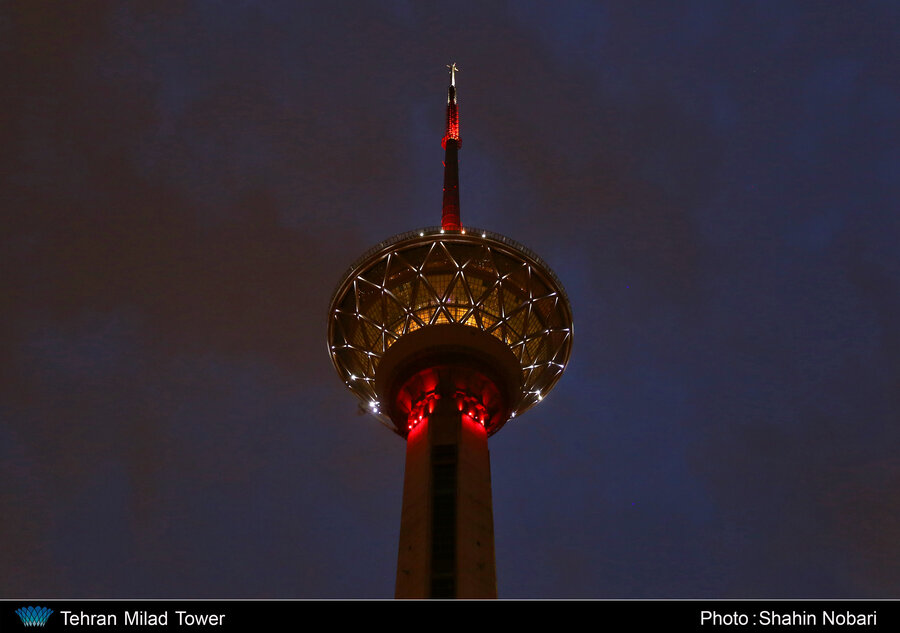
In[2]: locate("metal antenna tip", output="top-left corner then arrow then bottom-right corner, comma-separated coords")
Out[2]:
447,62 -> 459,86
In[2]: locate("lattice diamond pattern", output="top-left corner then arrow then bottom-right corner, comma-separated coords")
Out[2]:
329,230 -> 573,427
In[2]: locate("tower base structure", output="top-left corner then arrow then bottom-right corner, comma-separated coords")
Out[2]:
394,368 -> 498,598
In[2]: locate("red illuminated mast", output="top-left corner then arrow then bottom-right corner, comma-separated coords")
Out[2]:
441,62 -> 461,231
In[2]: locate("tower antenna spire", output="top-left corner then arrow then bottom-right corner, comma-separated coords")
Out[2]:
441,62 -> 461,231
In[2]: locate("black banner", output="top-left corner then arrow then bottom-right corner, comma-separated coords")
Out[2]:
2,600 -> 898,631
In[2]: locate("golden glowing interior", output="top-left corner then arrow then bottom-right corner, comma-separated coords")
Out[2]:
329,232 -> 573,422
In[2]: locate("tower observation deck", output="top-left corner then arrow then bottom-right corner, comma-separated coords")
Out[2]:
327,65 -> 573,598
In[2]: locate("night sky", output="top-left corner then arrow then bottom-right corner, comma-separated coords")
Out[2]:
2,2 -> 899,599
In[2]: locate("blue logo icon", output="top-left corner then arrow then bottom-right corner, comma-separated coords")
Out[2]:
15,606 -> 53,627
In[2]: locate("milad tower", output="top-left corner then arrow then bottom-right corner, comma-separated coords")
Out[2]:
327,65 -> 573,598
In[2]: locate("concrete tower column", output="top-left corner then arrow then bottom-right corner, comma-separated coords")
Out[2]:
395,386 -> 496,599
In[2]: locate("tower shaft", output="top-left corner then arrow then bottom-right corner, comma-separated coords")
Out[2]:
395,372 -> 497,598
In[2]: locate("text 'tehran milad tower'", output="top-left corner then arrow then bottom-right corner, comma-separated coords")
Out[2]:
327,65 -> 573,598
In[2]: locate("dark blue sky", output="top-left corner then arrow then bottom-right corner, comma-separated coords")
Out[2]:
2,2 -> 898,598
